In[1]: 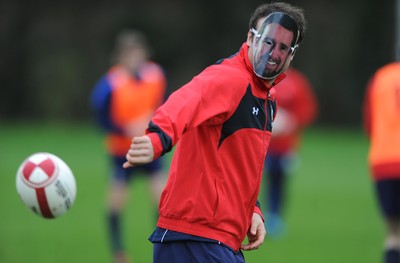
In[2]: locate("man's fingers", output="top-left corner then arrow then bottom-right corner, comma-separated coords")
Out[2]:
240,238 -> 263,251
128,148 -> 152,156
132,135 -> 151,144
250,223 -> 257,235
130,137 -> 152,152
241,243 -> 255,251
123,135 -> 154,169
123,155 -> 151,168
125,150 -> 153,165
122,161 -> 133,169
241,213 -> 266,251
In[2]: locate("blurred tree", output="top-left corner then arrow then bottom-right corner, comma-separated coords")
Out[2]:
0,0 -> 396,126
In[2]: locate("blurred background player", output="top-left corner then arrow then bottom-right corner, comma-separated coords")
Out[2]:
363,61 -> 400,263
264,66 -> 318,237
90,30 -> 167,263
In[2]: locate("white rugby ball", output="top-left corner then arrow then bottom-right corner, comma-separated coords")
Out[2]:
16,152 -> 77,219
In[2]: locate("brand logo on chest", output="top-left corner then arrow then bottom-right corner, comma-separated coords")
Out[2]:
252,107 -> 260,115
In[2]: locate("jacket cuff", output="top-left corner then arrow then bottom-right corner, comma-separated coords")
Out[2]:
147,132 -> 163,159
254,206 -> 265,222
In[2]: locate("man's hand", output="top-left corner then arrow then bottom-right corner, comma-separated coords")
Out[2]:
241,213 -> 266,251
122,135 -> 154,168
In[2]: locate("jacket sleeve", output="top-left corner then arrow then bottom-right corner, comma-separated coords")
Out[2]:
363,77 -> 374,138
254,200 -> 264,222
146,66 -> 248,158
90,76 -> 123,134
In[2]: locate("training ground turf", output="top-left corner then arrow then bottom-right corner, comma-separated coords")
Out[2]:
0,123 -> 382,263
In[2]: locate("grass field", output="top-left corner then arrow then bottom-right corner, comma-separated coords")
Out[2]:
0,122 -> 383,263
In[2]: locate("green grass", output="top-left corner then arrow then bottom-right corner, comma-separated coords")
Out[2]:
0,123 -> 383,262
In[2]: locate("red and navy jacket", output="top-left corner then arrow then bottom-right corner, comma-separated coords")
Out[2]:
146,43 -> 284,251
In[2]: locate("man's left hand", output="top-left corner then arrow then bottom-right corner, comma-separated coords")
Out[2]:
241,213 -> 266,251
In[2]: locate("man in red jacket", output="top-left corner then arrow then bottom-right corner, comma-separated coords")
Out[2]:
124,2 -> 307,262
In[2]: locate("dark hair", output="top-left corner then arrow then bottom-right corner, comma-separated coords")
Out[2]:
249,2 -> 306,44
110,30 -> 149,61
114,30 -> 148,54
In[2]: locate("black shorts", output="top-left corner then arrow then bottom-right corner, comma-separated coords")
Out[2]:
149,227 -> 245,263
375,179 -> 400,218
111,155 -> 163,183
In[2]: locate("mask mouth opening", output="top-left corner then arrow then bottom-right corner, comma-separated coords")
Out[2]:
251,12 -> 300,80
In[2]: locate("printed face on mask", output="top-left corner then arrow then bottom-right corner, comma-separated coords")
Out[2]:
252,23 -> 294,79
249,12 -> 299,80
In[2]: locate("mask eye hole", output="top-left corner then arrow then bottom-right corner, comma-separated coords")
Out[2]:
279,44 -> 289,53
264,39 -> 274,46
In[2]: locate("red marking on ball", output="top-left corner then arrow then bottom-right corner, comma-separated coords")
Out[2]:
36,187 -> 54,218
38,158 -> 56,177
21,157 -> 57,187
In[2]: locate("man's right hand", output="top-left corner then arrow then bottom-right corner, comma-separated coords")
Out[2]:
123,135 -> 154,168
